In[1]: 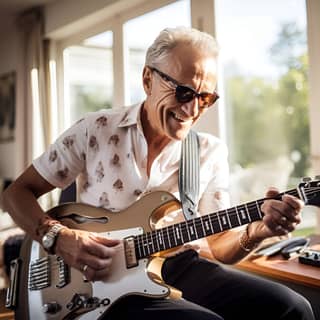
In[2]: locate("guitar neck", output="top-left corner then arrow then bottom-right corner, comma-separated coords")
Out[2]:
135,188 -> 300,259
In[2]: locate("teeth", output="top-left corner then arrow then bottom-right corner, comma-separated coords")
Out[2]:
172,112 -> 190,122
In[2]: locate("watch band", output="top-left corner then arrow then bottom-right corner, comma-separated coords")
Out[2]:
42,223 -> 66,254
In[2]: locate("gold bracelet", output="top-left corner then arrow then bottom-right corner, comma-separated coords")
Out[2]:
239,224 -> 258,252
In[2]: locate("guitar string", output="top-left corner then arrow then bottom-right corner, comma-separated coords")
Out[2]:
135,187 -> 320,256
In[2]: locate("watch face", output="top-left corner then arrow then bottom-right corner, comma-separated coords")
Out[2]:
42,234 -> 54,249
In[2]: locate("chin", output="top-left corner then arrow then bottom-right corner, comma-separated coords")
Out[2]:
168,129 -> 190,141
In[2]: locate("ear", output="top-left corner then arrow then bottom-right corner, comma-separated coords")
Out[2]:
142,66 -> 153,96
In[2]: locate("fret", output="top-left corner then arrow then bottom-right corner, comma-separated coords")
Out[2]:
140,234 -> 146,257
247,201 -> 262,222
143,233 -> 151,256
203,216 -> 213,235
187,220 -> 196,241
216,212 -> 223,231
235,206 -> 241,226
148,231 -> 155,253
158,229 -> 165,251
178,223 -> 186,243
237,204 -> 250,224
197,217 -> 207,238
245,204 -> 252,222
174,225 -> 181,243
256,200 -> 263,219
180,222 -> 189,243
219,210 -> 231,231
185,221 -> 192,241
210,213 -> 222,233
136,236 -> 142,259
228,208 -> 241,228
193,219 -> 199,239
226,209 -> 232,227
207,214 -> 215,234
165,226 -> 172,249
170,225 -> 178,247
154,229 -> 160,251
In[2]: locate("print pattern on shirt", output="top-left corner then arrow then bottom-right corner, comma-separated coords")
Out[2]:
108,134 -> 120,146
113,179 -> 123,191
62,135 -> 75,149
33,104 -> 230,218
82,181 -> 90,191
133,189 -> 142,196
89,135 -> 99,151
99,192 -> 110,207
95,161 -> 104,182
111,154 -> 120,167
56,167 -> 69,180
49,150 -> 57,162
95,116 -> 108,128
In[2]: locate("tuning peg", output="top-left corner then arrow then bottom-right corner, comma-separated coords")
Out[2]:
302,177 -> 312,182
315,175 -> 320,180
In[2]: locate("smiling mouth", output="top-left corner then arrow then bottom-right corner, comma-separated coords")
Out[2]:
170,111 -> 193,124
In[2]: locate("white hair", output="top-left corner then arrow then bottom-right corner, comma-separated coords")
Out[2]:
145,26 -> 219,67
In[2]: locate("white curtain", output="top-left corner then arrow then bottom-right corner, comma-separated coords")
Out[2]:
19,7 -> 55,209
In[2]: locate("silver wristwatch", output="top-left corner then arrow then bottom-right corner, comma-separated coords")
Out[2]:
41,224 -> 66,254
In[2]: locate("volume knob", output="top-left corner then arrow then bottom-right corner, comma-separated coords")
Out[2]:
42,302 -> 61,314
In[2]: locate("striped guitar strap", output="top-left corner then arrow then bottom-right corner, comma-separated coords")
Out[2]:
178,130 -> 200,221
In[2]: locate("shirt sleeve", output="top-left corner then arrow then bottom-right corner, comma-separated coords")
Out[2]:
32,118 -> 87,189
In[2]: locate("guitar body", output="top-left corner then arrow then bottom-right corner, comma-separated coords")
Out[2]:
15,191 -> 181,320
12,178 -> 320,319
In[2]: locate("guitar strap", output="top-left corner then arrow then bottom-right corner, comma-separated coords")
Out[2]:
178,130 -> 200,221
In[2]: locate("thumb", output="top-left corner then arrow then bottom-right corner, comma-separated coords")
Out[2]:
89,233 -> 120,247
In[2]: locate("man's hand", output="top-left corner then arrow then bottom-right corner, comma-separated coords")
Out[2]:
55,228 -> 120,281
248,187 -> 304,242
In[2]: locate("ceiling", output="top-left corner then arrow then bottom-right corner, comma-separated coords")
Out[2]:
0,0 -> 56,15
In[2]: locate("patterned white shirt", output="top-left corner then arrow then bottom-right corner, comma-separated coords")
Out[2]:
33,103 -> 230,252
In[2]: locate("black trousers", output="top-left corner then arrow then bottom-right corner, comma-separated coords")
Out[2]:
105,250 -> 315,320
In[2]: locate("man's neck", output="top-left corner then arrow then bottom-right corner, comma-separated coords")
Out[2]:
140,103 -> 171,176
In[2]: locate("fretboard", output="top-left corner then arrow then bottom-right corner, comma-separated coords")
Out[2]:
135,188 -> 300,259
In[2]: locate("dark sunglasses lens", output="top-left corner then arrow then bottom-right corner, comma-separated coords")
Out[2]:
199,93 -> 218,107
175,85 -> 195,103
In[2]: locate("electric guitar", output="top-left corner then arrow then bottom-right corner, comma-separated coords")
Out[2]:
8,178 -> 320,320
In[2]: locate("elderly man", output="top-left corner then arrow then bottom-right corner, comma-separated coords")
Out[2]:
1,27 -> 314,320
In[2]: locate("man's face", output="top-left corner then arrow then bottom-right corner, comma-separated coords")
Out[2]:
143,43 -> 218,141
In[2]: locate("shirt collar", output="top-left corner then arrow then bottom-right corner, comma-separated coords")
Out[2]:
118,102 -> 143,128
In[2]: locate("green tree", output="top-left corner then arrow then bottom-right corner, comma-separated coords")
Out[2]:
226,22 -> 309,180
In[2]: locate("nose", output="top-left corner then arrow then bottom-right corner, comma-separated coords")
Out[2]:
181,98 -> 199,118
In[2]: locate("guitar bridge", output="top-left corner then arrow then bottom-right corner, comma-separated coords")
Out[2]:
124,236 -> 138,268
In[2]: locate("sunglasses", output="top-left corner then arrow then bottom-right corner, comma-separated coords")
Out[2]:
149,67 -> 219,108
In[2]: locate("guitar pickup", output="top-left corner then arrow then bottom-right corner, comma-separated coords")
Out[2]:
5,258 -> 21,309
124,236 -> 138,268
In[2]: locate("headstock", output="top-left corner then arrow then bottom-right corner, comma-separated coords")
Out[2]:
298,176 -> 320,207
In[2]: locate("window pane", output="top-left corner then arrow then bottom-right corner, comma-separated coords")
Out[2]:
124,0 -> 191,105
215,0 -> 314,233
63,31 -> 113,125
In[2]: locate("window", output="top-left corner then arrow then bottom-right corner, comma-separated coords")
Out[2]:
215,0 -> 315,234
63,31 -> 113,126
55,0 -> 319,234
